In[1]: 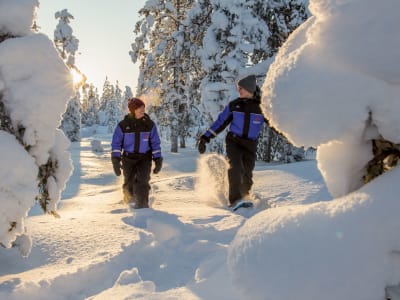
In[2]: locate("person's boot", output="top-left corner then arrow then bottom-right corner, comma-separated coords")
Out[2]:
123,188 -> 133,204
228,198 -> 241,208
134,199 -> 149,209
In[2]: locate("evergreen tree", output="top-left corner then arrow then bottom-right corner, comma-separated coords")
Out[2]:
54,9 -> 79,67
99,77 -> 113,113
122,86 -> 133,115
80,83 -> 89,123
193,0 -> 308,160
251,0 -> 308,60
130,0 -> 196,153
257,125 -> 304,162
105,82 -> 122,133
54,9 -> 83,142
61,93 -> 81,141
132,0 -> 309,160
0,1 -> 74,254
251,0 -> 308,162
114,82 -> 123,121
82,84 -> 100,126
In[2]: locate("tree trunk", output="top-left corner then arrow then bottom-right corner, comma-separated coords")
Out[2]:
180,135 -> 186,148
170,131 -> 178,153
266,127 -> 274,162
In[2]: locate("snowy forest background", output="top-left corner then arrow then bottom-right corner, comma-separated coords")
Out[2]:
57,0 -> 312,161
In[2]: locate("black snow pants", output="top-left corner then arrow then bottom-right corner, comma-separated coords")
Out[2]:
225,133 -> 257,205
122,153 -> 152,208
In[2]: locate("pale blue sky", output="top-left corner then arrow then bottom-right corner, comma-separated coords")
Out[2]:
37,0 -> 146,93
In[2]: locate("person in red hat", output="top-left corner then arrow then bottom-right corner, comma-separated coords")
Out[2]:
111,97 -> 163,209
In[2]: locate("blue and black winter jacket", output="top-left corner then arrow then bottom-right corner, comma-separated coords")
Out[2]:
204,97 -> 265,143
111,114 -> 162,160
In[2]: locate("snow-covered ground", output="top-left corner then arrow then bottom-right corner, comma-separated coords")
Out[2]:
2,0 -> 400,299
0,131 -> 328,299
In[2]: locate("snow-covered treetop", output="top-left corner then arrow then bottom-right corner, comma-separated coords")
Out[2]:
54,9 -> 79,67
0,0 -> 39,36
54,9 -> 74,24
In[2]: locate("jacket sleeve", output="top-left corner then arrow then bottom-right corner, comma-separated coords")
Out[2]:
204,105 -> 233,139
150,124 -> 162,159
111,125 -> 124,158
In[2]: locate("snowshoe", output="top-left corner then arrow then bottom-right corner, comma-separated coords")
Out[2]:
231,200 -> 254,211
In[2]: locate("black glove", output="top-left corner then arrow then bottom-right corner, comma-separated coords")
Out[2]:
198,135 -> 210,154
111,156 -> 122,176
153,157 -> 163,174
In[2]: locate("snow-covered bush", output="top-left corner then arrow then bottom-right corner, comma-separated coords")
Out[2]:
0,0 -> 74,255
262,0 -> 400,198
91,139 -> 104,153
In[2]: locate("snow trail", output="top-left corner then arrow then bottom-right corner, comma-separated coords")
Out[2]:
0,136 -> 327,299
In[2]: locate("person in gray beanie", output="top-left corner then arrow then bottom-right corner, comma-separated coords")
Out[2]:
238,74 -> 257,94
198,75 -> 266,209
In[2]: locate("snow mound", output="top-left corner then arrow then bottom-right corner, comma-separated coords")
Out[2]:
228,166 -> 400,300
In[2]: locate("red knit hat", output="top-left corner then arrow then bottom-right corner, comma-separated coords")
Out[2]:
128,98 -> 145,113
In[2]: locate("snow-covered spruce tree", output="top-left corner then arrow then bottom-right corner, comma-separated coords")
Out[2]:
54,9 -> 83,142
0,0 -> 73,256
249,0 -> 308,62
130,0 -> 196,152
61,93 -> 82,142
99,77 -> 113,112
105,81 -> 122,133
253,0 -> 309,162
54,9 -> 79,66
197,0 -> 270,107
130,6 -> 159,97
81,83 -> 100,126
185,0 -> 273,152
114,82 -> 124,121
61,92 -> 81,141
256,123 -> 302,162
131,0 -> 308,156
80,83 -> 89,123
194,0 -> 308,159
122,85 -> 133,115
257,126 -> 282,162
180,0 -> 212,146
257,122 -> 306,162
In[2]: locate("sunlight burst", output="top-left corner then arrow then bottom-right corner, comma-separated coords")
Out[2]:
70,68 -> 85,87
